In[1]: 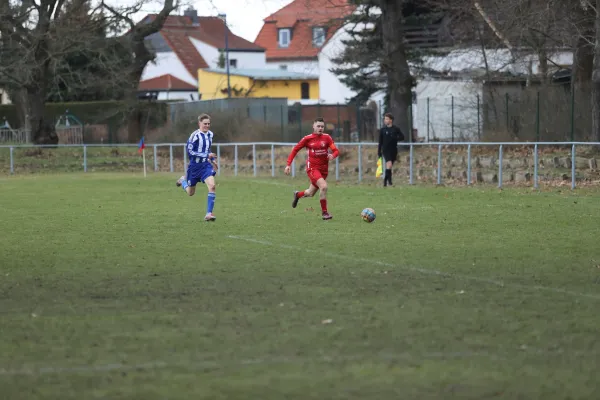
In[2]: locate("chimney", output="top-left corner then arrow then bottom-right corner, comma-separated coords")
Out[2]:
183,6 -> 199,26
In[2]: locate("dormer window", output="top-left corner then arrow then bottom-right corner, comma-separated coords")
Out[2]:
312,27 -> 326,47
278,28 -> 291,48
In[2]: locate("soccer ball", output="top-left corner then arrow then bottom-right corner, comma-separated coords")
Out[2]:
361,207 -> 376,223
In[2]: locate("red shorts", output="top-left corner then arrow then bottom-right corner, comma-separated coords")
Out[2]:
307,168 -> 328,186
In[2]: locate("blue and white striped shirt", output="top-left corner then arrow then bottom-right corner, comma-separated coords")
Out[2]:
186,129 -> 213,163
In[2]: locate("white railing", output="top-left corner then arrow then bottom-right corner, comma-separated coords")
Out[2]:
1,141 -> 599,189
0,128 -> 30,143
0,126 -> 83,144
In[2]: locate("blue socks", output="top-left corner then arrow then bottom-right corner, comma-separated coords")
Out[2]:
207,192 -> 216,213
181,179 -> 189,190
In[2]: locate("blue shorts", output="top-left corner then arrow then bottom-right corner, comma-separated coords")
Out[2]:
186,161 -> 216,187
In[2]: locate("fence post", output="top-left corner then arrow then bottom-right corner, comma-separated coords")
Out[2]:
9,146 -> 14,174
271,144 -> 275,177
298,104 -> 302,136
216,144 -> 221,176
426,97 -> 430,142
335,155 -> 339,181
169,145 -> 173,172
183,144 -> 187,172
234,144 -> 238,177
533,143 -> 538,189
505,93 -> 509,130
292,158 -> 296,178
280,105 -> 285,141
408,105 -> 413,143
570,86 -> 575,141
451,95 -> 455,142
153,144 -> 158,172
356,105 -> 361,141
263,104 -> 267,124
571,144 -> 576,190
337,103 -> 341,139
467,144 -> 472,185
252,144 -> 257,177
409,143 -> 414,184
536,91 -> 540,141
476,95 -> 481,140
498,144 -> 503,188
357,143 -> 362,182
83,145 -> 87,172
437,144 -> 442,185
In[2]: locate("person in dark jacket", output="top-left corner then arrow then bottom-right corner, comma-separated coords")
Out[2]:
377,112 -> 405,187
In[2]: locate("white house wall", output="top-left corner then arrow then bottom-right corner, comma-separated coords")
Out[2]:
190,37 -> 267,70
189,37 -> 220,68
420,48 -> 573,76
141,52 -> 197,87
0,89 -> 11,105
318,26 -> 356,104
415,80 -> 483,141
231,51 -> 267,69
157,91 -> 198,101
266,60 -> 319,75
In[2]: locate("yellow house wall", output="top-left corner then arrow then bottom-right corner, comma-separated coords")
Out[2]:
251,79 -> 319,100
198,69 -> 319,101
198,70 -> 252,100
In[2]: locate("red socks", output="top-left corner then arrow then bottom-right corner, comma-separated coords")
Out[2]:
320,199 -> 327,213
296,191 -> 327,213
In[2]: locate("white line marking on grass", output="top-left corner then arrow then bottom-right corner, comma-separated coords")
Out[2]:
5,347 -> 600,376
252,179 -> 295,187
227,235 -> 600,301
0,352 -> 499,376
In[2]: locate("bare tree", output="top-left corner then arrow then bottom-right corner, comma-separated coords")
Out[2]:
101,0 -> 178,141
379,0 -> 413,134
0,0 -> 113,143
331,0 -> 414,136
0,0 -> 178,143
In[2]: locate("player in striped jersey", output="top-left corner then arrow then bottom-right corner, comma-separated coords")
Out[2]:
176,114 -> 219,221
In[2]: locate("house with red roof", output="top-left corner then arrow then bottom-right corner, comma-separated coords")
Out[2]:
138,7 -> 266,101
254,0 -> 357,104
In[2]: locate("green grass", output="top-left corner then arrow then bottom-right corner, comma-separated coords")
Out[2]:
2,173 -> 600,399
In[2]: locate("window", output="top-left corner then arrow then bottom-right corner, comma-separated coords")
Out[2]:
279,65 -> 288,70
229,59 -> 237,68
301,82 -> 310,99
312,27 -> 326,47
278,28 -> 291,48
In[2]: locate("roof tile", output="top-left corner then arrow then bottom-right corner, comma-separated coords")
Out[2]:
255,0 -> 354,60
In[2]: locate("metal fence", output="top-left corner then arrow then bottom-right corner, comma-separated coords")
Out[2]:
0,126 -> 83,144
2,142 -> 599,189
167,98 -> 379,143
415,88 -> 594,142
0,128 -> 30,143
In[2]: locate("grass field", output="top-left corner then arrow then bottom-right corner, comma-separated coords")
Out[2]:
2,173 -> 600,399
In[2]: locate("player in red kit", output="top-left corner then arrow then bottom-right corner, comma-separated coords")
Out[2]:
284,117 -> 339,220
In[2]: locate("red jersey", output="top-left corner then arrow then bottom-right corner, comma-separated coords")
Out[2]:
287,133 -> 339,171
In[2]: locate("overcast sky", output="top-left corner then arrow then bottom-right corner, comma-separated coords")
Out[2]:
132,0 -> 293,42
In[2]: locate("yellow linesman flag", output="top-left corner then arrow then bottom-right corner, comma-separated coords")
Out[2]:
376,157 -> 383,178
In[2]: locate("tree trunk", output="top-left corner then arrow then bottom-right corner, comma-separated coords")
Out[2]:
126,38 -> 155,142
11,85 -> 58,144
592,0 -> 600,141
380,0 -> 413,141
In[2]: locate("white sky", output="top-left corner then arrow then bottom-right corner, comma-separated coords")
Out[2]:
132,0 -> 294,42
